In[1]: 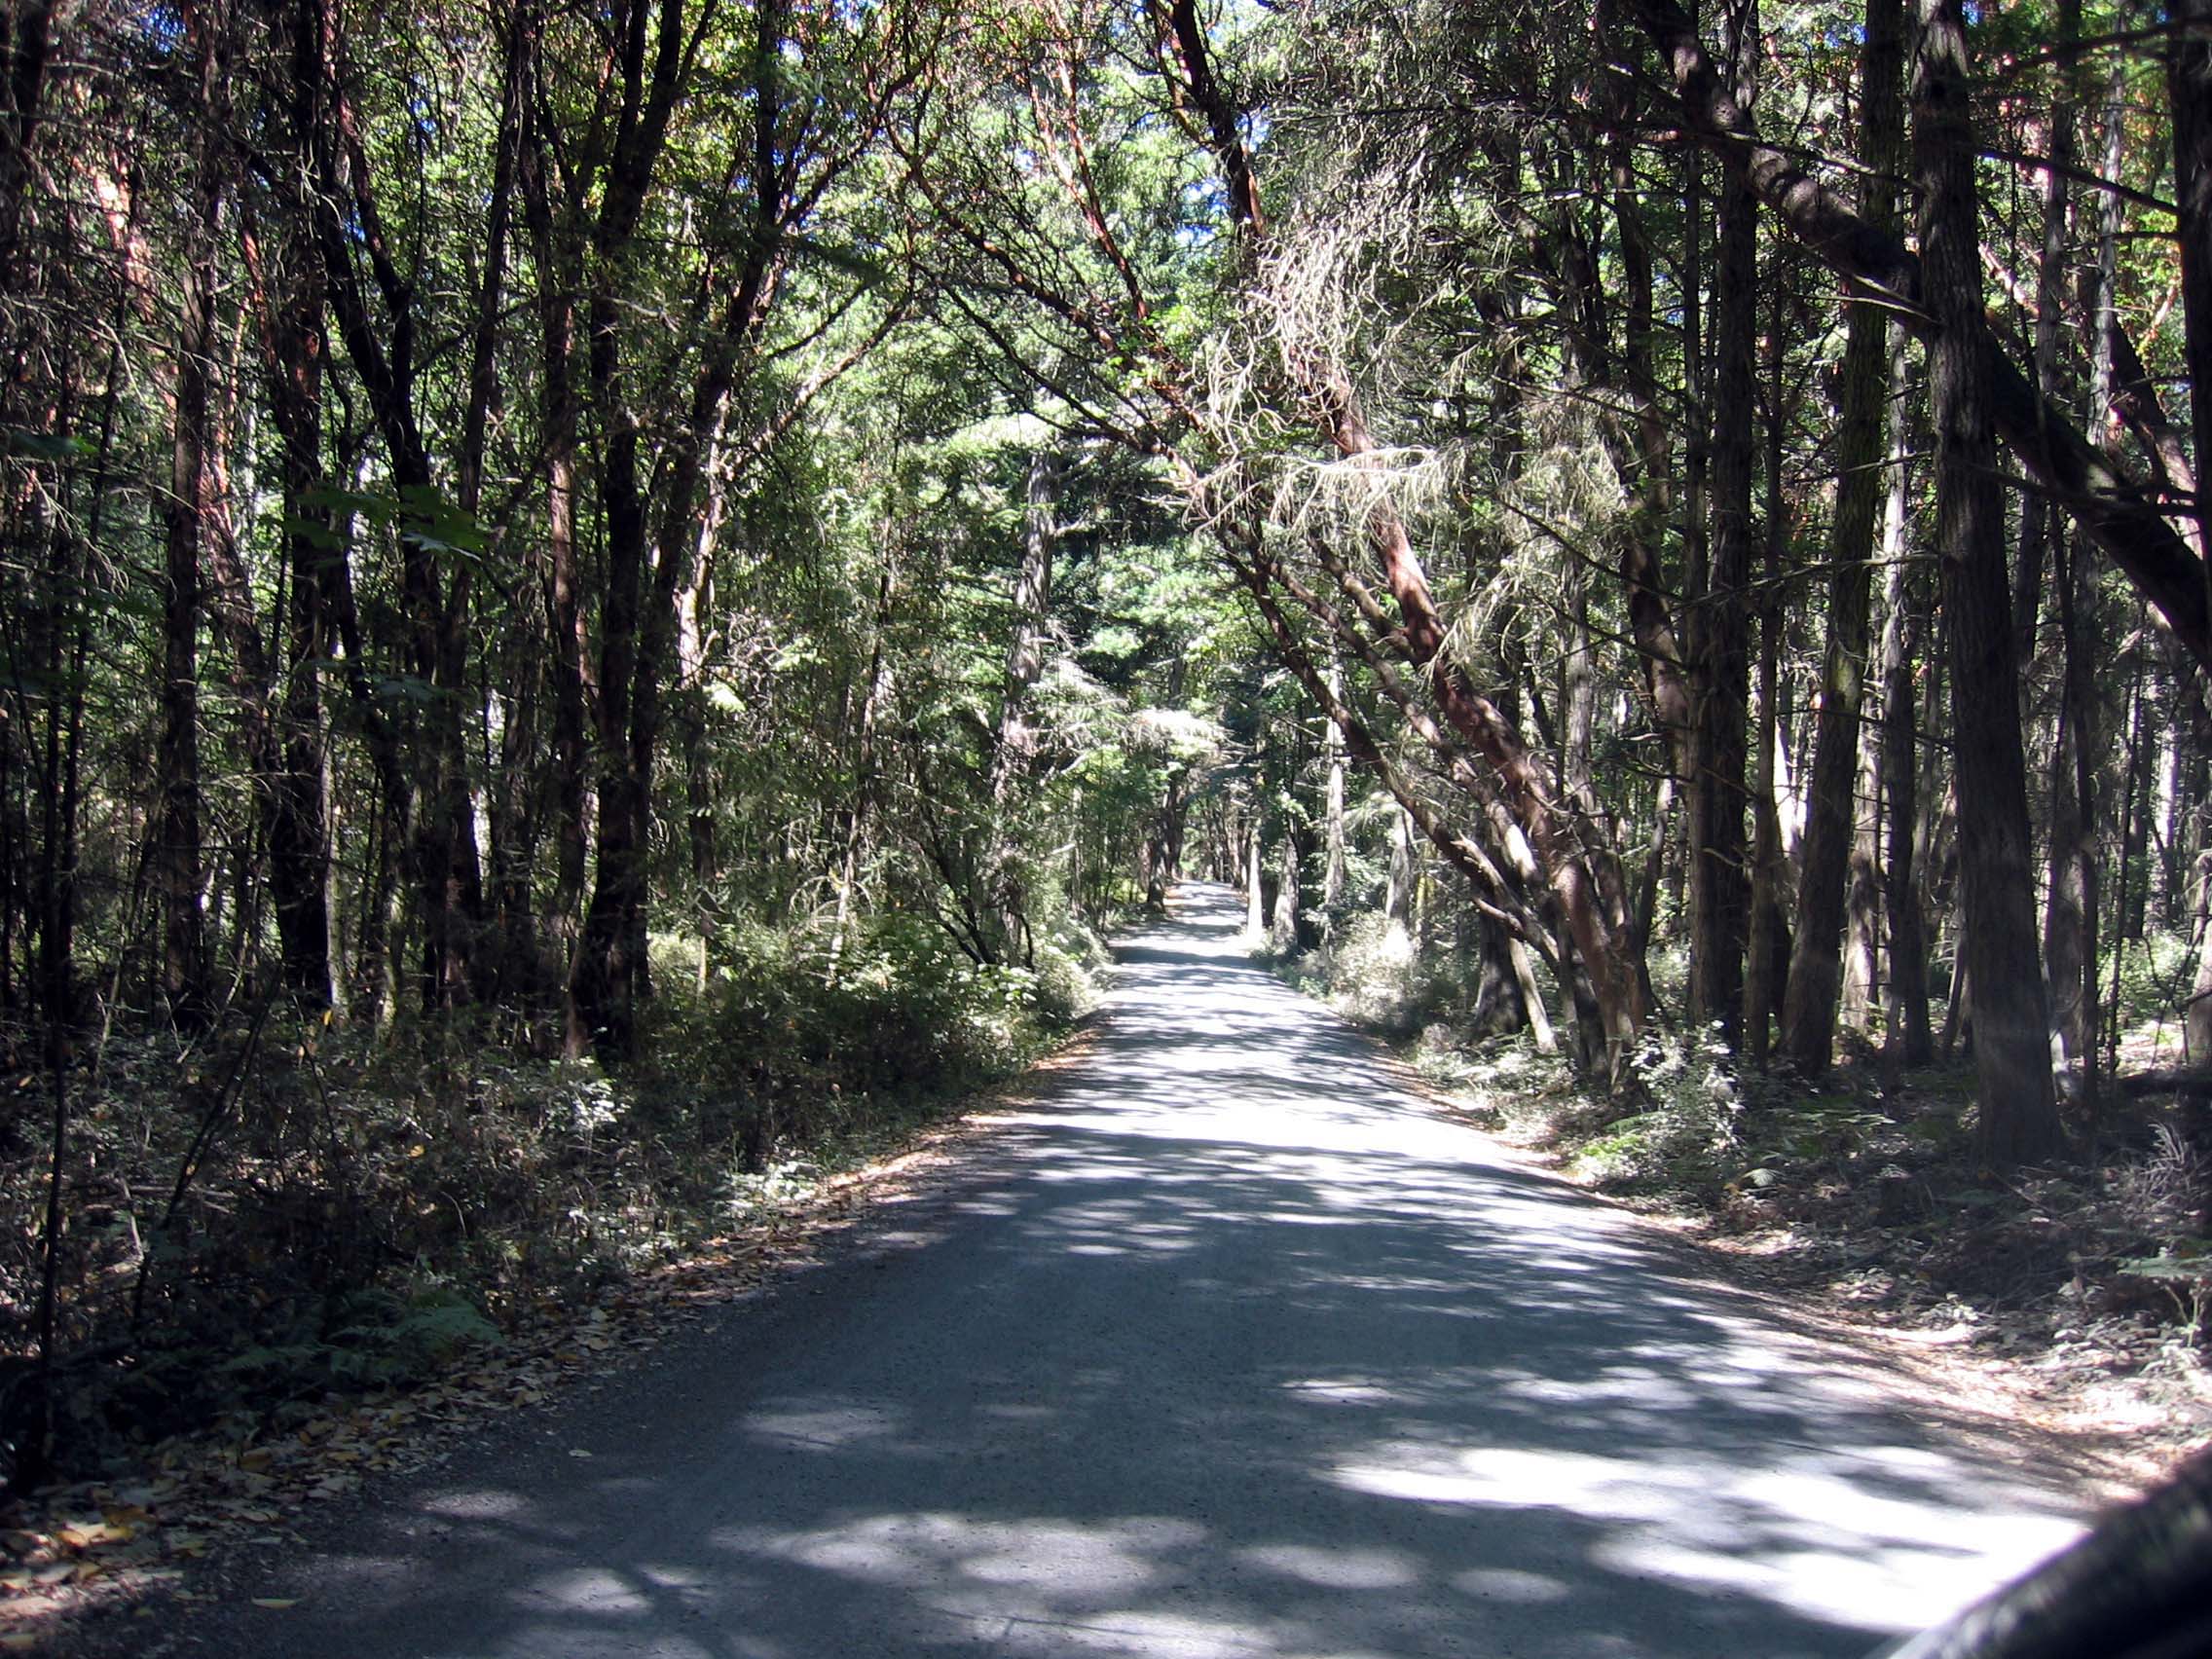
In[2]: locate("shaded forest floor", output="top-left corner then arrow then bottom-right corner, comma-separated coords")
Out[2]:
0,919 -> 1118,1647
1295,941 -> 2212,1491
0,1023 -> 1119,1651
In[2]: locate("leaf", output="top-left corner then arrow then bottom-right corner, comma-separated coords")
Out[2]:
2,426 -> 93,461
2120,1254 -> 2212,1282
56,1520 -> 131,1550
249,1597 -> 301,1609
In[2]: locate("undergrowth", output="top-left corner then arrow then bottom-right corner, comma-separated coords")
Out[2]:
1283,915 -> 2212,1449
0,911 -> 1108,1489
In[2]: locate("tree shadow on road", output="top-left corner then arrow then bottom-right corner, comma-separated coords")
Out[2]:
189,884 -> 2091,1659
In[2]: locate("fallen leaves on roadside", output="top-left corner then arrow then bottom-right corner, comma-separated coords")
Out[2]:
0,1132 -> 959,1645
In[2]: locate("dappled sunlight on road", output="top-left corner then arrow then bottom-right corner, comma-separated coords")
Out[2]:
238,883 -> 2089,1659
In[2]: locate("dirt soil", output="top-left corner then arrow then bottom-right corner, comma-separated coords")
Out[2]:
1473,1060 -> 2212,1497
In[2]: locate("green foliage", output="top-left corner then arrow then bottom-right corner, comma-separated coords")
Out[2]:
1573,1027 -> 1743,1187
0,903 -> 1107,1477
210,1288 -> 500,1402
1293,910 -> 1435,1033
2104,930 -> 2205,1043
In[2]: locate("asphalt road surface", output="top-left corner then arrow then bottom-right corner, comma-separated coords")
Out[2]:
201,882 -> 2087,1659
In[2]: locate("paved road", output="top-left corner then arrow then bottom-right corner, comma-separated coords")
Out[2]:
205,883 -> 2086,1658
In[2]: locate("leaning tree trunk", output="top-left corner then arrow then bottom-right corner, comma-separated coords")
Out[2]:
1915,0 -> 2064,1167
1165,0 -> 1643,1080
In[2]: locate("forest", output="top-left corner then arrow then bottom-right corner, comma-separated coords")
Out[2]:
0,0 -> 2208,1539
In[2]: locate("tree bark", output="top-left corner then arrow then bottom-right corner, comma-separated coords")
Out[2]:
1686,0 -> 1758,1050
1747,275 -> 1795,1069
1246,828 -> 1265,936
1780,0 -> 1903,1072
1629,0 -> 2212,680
2174,0 -> 2212,571
2046,523 -> 2100,1070
156,0 -> 230,1029
1272,830 -> 1301,955
1914,0 -> 2063,1167
518,91 -> 593,966
264,235 -> 334,1010
1322,653 -> 1346,912
1872,386 -> 1936,1069
990,448 -> 1058,963
562,0 -> 704,1053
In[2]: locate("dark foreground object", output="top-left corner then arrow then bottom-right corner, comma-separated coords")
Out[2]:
1879,1446 -> 2212,1659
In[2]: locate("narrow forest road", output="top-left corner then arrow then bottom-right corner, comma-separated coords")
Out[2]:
187,883 -> 2091,1659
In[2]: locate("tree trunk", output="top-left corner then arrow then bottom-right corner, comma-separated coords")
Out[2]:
156,0 -> 228,1029
521,107 -> 593,964
2046,523 -> 2100,1072
1687,0 -> 1757,1049
566,391 -> 651,1052
569,0 -> 788,1051
2011,0 -> 2083,671
828,557 -> 896,980
265,239 -> 334,1009
1746,273 -> 1795,1070
1323,654 -> 1346,913
1272,830 -> 1301,955
2169,0 -> 2212,568
1246,829 -> 1265,936
1915,0 -> 2063,1166
1882,367 -> 1938,1073
990,448 -> 1058,963
1840,703 -> 1884,1033
1780,0 -> 1903,1072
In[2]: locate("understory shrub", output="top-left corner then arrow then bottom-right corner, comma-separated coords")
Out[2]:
0,909 -> 1101,1484
1297,911 -> 1445,1035
1572,1025 -> 1742,1188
